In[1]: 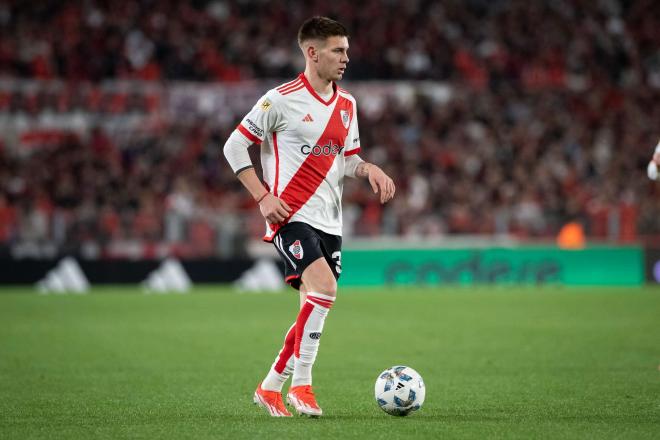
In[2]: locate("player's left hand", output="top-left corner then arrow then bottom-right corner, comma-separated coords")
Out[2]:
367,165 -> 395,204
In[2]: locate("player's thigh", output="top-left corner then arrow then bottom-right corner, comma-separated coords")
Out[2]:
301,256 -> 337,297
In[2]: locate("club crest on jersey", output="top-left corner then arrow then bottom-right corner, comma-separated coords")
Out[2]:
289,240 -> 303,260
260,99 -> 272,111
340,110 -> 350,128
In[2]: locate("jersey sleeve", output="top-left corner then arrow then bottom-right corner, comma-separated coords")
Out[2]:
345,101 -> 361,156
236,90 -> 287,144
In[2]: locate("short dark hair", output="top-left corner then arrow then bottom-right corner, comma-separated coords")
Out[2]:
297,16 -> 349,46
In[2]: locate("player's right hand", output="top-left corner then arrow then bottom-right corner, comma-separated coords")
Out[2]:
259,193 -> 292,223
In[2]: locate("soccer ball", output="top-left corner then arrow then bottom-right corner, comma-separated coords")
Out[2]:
374,365 -> 426,416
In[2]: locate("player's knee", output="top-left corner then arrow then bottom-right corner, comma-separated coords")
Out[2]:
313,276 -> 337,297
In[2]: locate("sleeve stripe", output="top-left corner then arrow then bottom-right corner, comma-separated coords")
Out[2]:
277,78 -> 302,92
277,79 -> 303,93
280,84 -> 305,95
345,147 -> 361,156
237,124 -> 262,144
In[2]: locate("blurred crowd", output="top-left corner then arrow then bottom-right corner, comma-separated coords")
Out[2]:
2,0 -> 660,84
0,125 -> 252,258
1,0 -> 659,257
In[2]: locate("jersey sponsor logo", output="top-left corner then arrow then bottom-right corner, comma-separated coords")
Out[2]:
245,119 -> 264,138
289,240 -> 303,259
340,110 -> 350,128
302,113 -> 314,122
260,99 -> 272,111
300,143 -> 344,157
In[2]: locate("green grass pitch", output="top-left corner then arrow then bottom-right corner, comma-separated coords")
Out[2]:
1,286 -> 659,439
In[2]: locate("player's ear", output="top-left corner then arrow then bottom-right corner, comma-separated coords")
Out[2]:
306,44 -> 319,63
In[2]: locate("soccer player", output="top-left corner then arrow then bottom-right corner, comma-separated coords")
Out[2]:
223,16 -> 395,417
647,139 -> 660,180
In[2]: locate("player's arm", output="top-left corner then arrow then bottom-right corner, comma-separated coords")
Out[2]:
345,154 -> 395,204
222,128 -> 291,224
342,101 -> 395,203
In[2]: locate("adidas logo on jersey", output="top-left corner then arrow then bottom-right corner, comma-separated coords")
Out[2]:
302,113 -> 314,122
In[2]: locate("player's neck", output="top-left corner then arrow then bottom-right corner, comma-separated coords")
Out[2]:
303,69 -> 334,96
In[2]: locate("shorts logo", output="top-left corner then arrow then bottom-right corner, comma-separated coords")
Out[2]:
309,332 -> 322,339
340,110 -> 350,128
289,240 -> 303,260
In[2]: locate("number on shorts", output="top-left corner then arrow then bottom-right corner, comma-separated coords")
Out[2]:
332,251 -> 342,274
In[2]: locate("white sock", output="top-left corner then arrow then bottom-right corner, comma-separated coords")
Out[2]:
261,323 -> 295,391
291,292 -> 335,387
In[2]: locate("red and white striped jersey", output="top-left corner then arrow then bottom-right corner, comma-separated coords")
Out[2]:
236,73 -> 361,241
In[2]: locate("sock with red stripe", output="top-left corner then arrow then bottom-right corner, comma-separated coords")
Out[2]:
261,323 -> 296,392
292,292 -> 335,387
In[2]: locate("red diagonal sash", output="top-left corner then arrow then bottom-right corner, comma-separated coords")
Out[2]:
270,96 -> 352,234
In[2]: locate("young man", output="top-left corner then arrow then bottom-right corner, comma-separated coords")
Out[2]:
223,16 -> 395,417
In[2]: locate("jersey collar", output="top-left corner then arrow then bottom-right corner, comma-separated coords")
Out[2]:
298,73 -> 338,106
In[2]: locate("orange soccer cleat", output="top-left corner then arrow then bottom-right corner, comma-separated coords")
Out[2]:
286,385 -> 323,417
253,383 -> 292,417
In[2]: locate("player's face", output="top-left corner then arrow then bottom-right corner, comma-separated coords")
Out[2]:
318,36 -> 349,81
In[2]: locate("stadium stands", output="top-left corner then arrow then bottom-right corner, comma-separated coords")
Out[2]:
0,0 -> 658,257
